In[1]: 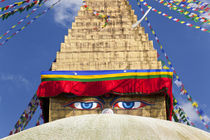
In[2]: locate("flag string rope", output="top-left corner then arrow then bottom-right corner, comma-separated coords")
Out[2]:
159,60 -> 195,126
82,0 -> 110,31
0,0 -> 6,2
172,0 -> 204,3
173,97 -> 195,126
9,94 -> 39,135
137,2 -> 209,130
22,100 -> 39,130
36,112 -> 43,126
161,61 -> 194,126
168,0 -> 209,14
0,0 -> 41,20
0,0 -> 48,40
0,0 -> 61,47
180,0 -> 209,5
0,0 -> 40,12
172,108 -> 180,122
186,0 -> 209,9
154,0 -> 209,24
139,0 -> 210,33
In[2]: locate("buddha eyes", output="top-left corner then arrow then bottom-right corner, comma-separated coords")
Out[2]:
113,101 -> 150,109
64,100 -> 152,110
64,101 -> 102,110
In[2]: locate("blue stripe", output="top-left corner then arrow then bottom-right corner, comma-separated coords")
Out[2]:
41,69 -> 173,76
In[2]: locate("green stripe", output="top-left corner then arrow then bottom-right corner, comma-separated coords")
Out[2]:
41,75 -> 172,82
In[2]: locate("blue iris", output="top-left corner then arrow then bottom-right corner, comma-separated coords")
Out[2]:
81,102 -> 93,109
122,102 -> 134,109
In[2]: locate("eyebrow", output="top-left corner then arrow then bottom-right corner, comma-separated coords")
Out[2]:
63,98 -> 105,107
110,96 -> 121,106
109,97 -> 155,106
63,94 -> 106,105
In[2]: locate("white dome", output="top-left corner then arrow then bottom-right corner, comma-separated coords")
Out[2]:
2,114 -> 210,140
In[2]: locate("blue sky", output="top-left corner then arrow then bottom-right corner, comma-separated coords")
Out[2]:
0,0 -> 209,138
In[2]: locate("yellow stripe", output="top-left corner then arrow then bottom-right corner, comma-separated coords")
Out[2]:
41,72 -> 173,79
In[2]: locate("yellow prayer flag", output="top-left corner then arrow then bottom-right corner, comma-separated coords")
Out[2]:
12,25 -> 16,29
192,102 -> 198,108
21,26 -> 25,30
163,65 -> 169,69
18,2 -> 22,6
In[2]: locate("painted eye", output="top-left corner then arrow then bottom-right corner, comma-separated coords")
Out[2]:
75,102 -> 98,109
64,101 -> 102,110
113,101 -> 150,109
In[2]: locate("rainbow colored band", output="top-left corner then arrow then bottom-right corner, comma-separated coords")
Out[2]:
41,70 -> 173,82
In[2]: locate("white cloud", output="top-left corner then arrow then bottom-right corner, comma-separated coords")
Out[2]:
182,102 -> 200,122
201,12 -> 210,28
47,0 -> 209,29
188,0 -> 210,28
181,102 -> 210,126
203,115 -> 210,123
0,73 -> 32,90
45,0 -> 82,27
197,0 -> 209,3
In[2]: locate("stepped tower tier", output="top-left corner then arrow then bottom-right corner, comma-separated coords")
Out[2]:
38,0 -> 173,123
52,0 -> 162,71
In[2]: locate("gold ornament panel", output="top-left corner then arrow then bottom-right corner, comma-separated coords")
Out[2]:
49,93 -> 167,121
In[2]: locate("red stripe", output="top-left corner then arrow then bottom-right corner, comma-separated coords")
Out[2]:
37,78 -> 173,120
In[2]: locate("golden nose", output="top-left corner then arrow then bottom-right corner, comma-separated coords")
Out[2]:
101,108 -> 114,114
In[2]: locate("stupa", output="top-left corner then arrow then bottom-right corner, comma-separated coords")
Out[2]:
36,0 -> 173,123
2,0 -> 210,140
